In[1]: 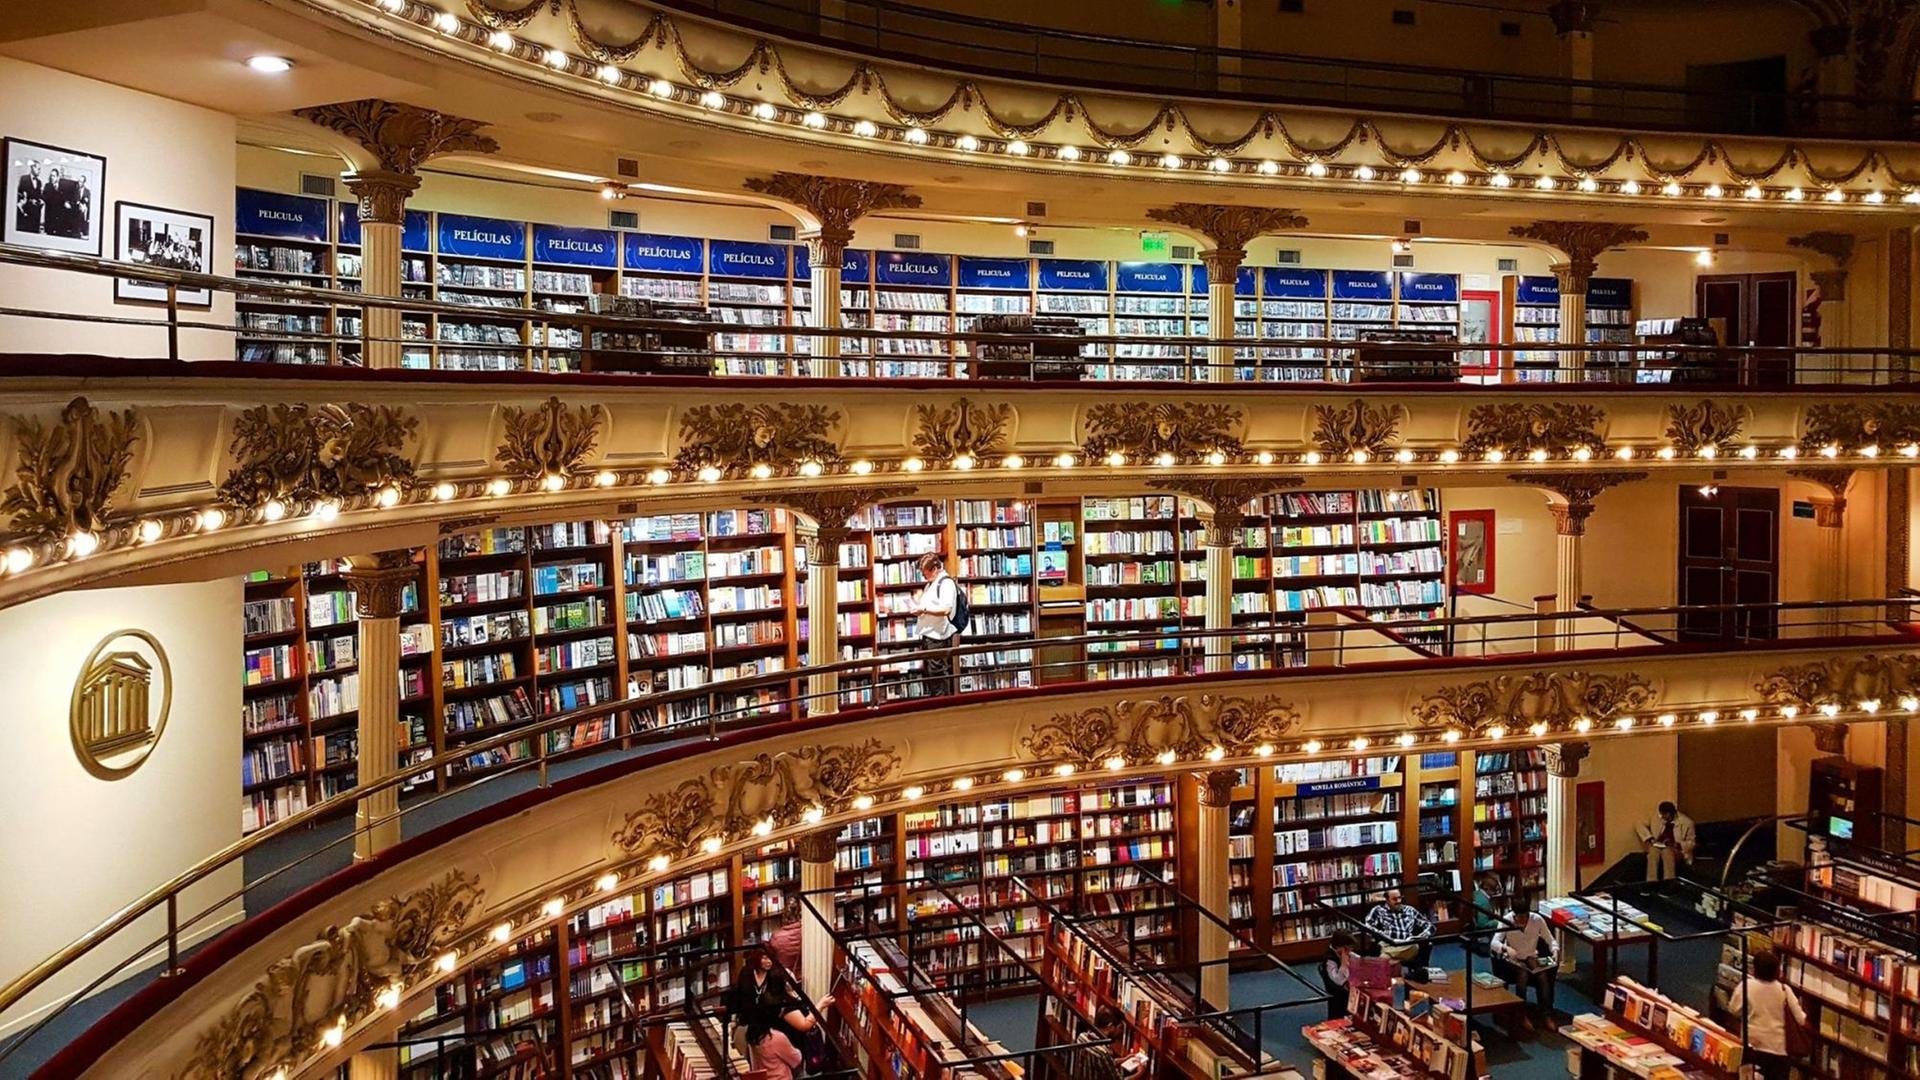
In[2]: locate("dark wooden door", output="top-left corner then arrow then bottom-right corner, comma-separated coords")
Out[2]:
1696,272 -> 1797,384
1677,486 -> 1780,640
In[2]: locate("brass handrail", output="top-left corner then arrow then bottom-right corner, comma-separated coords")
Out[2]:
0,596 -> 1912,1044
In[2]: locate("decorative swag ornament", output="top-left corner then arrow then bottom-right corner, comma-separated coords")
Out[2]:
1079,402 -> 1243,464
1310,399 -> 1404,458
2,396 -> 137,543
1461,402 -> 1607,456
1409,670 -> 1657,738
1663,401 -> 1747,455
495,396 -> 603,480
219,403 -> 417,509
1019,693 -> 1303,770
673,402 -> 842,479
911,398 -> 1013,462
1756,653 -> 1920,710
1800,402 -> 1920,451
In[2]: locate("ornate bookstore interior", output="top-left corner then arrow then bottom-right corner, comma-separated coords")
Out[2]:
20,2 -> 1920,1080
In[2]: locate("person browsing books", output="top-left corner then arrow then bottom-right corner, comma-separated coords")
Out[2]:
746,1019 -> 805,1080
1320,931 -> 1357,1019
1637,800 -> 1696,882
905,552 -> 959,696
1491,896 -> 1559,1028
1728,950 -> 1806,1080
1362,888 -> 1435,979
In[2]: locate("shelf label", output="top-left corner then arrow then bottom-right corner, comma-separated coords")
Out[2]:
1115,261 -> 1184,294
236,188 -> 329,242
708,238 -> 789,279
1190,264 -> 1257,297
957,256 -> 1031,290
1398,272 -> 1460,303
1515,275 -> 1560,305
1298,776 -> 1383,797
533,225 -> 618,268
875,251 -> 953,286
1261,267 -> 1328,299
794,246 -> 871,281
1037,258 -> 1109,292
1332,269 -> 1393,300
335,204 -> 430,251
437,213 -> 526,260
1587,277 -> 1633,309
623,232 -> 703,274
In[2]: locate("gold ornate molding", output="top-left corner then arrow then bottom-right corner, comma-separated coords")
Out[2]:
1143,204 -> 1308,264
220,403 -> 417,510
293,99 -> 498,176
612,738 -> 901,860
1080,402 -> 1243,464
1146,475 -> 1304,545
1505,469 -> 1647,536
1543,740 -> 1591,779
1410,670 -> 1657,738
1789,467 -> 1855,527
342,169 -> 421,227
1801,402 -> 1920,450
1756,653 -> 1920,710
911,398 -> 1012,462
1507,221 -> 1649,280
1018,693 -> 1302,770
743,173 -> 921,253
2,397 -> 137,543
752,485 -> 916,560
177,870 -> 483,1080
1463,402 -> 1606,456
1310,399 -> 1404,458
1663,401 -> 1747,455
673,402 -> 842,480
342,550 -> 420,620
496,396 -> 602,480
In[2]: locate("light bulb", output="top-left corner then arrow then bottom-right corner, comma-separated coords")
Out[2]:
1205,745 -> 1226,762
432,481 -> 456,500
957,134 -> 980,152
1302,740 -> 1323,754
952,776 -> 974,791
1304,161 -> 1327,177
1699,711 -> 1720,724
751,817 -> 773,836
902,786 -> 925,800
852,794 -> 875,810
544,49 -> 569,68
697,466 -> 723,482
1054,763 -> 1076,776
853,119 -> 877,138
262,499 -> 287,522
489,30 -> 513,50
1484,449 -> 1505,463
1209,157 -> 1230,173
1824,189 -> 1846,202
1535,176 -> 1556,190
952,454 -> 975,471
1704,184 -> 1724,198
66,531 -> 98,558
1008,140 -> 1029,155
1003,768 -> 1025,782
1059,145 -> 1081,161
702,836 -> 724,853
902,457 -> 925,473
1745,185 -> 1763,199
490,922 -> 513,943
378,485 -> 403,506
1446,171 -> 1466,185
247,55 -> 295,74
1486,725 -> 1506,740
1489,172 -> 1512,188
1578,178 -> 1598,192
1620,180 -> 1641,195
648,468 -> 672,485
1107,150 -> 1131,166
802,111 -> 826,129
1259,160 -> 1280,175
1400,167 -> 1421,183
435,951 -> 458,973
597,871 -> 620,891
1105,756 -> 1126,771
700,90 -> 725,109
486,478 -> 512,497
542,897 -> 565,917
1053,453 -> 1076,468
594,470 -> 617,487
1785,187 -> 1804,201
137,519 -> 163,544
1662,181 -> 1682,196
1002,454 -> 1025,469
752,102 -> 778,121
1303,451 -> 1323,465
1156,749 -> 1177,765
1354,165 -> 1375,180
851,459 -> 874,475
1438,449 -> 1460,463
648,854 -> 671,872
198,508 -> 227,532
1160,153 -> 1183,169
798,460 -> 824,477
540,473 -> 565,492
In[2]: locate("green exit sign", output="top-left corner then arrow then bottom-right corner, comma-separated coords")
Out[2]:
1141,231 -> 1169,256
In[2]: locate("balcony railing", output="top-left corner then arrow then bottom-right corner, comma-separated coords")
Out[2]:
654,0 -> 1920,141
1,597 -> 1913,1073
2,245 -> 1917,388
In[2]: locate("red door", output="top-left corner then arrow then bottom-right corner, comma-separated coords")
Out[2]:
1460,289 -> 1501,378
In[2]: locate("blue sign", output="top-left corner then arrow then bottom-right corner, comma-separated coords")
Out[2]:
708,239 -> 788,279
1190,265 -> 1257,297
1397,272 -> 1460,303
437,213 -> 525,261
533,224 -> 618,268
1261,267 -> 1329,299
1515,275 -> 1560,305
1037,258 -> 1108,292
236,189 -> 329,242
623,232 -> 703,274
1332,269 -> 1393,300
875,251 -> 952,287
1298,776 -> 1384,798
957,256 -> 1031,291
1587,277 -> 1633,309
1115,261 -> 1184,294
335,205 -> 429,251
794,247 -> 871,281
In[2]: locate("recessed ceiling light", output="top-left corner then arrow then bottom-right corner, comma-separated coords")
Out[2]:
246,55 -> 294,74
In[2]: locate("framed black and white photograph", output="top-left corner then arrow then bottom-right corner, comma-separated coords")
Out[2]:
114,201 -> 212,305
5,137 -> 106,256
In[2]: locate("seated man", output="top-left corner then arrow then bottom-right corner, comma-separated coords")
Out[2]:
1491,897 -> 1559,1030
1362,887 -> 1435,978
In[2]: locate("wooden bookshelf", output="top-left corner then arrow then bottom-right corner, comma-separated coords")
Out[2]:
1470,748 -> 1549,906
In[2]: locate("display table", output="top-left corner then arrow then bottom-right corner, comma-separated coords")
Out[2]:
1539,895 -> 1658,991
1559,1013 -> 1736,1080
1302,1019 -> 1445,1080
1408,971 -> 1529,1038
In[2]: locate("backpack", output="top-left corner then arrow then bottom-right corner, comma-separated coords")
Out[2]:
948,579 -> 971,634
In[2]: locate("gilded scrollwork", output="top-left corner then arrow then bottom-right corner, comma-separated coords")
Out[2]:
673,402 -> 842,480
1018,693 -> 1301,769
1755,653 -> 1920,709
1147,475 -> 1305,544
1310,399 -> 1404,457
1410,670 -> 1657,738
1462,402 -> 1606,455
219,403 -> 417,510
496,396 -> 603,479
1663,401 -> 1747,455
177,870 -> 483,1080
911,398 -> 1013,461
1080,402 -> 1243,464
1801,402 -> 1920,451
1,397 -> 138,542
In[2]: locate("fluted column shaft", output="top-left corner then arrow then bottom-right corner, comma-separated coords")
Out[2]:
800,525 -> 841,714
344,552 -> 415,859
1552,262 -> 1591,384
343,171 -> 419,371
1204,538 -> 1235,673
797,829 -> 838,1004
805,232 -> 846,377
1195,771 -> 1234,1010
1201,250 -> 1242,384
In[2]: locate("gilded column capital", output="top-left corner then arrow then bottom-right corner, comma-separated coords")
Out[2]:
294,99 -> 498,175
752,486 -> 916,564
1509,221 -> 1648,283
1147,475 -> 1304,546
343,169 -> 421,226
343,550 -> 419,620
1790,467 -> 1855,527
744,173 -> 921,245
797,827 -> 838,864
1198,768 -> 1239,808
1543,741 -> 1591,779
1547,0 -> 1599,35
1506,470 -> 1647,536
1145,204 -> 1309,256
1812,722 -> 1849,755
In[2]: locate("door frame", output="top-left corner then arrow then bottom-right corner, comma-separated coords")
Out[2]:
1459,288 -> 1502,377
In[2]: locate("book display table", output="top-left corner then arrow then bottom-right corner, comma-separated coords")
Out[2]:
1540,895 -> 1659,991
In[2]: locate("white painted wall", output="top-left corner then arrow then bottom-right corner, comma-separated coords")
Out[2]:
0,56 -> 236,358
0,578 -> 242,1038
1583,733 -> 1680,878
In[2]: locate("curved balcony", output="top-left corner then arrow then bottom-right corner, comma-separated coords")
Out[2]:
3,599 -> 1915,1078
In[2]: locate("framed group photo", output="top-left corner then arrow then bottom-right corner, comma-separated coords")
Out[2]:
5,136 -> 106,256
115,202 -> 213,306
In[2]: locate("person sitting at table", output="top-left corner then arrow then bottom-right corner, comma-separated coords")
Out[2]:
1491,896 -> 1559,1031
1468,873 -> 1501,956
1363,887 -> 1435,979
1320,931 -> 1358,1019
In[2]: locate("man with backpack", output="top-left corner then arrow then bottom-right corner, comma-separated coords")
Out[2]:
908,551 -> 965,697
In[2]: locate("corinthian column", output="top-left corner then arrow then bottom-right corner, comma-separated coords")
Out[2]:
343,171 -> 418,369
796,828 -> 839,1004
1542,741 -> 1590,899
1146,204 -> 1309,383
1507,471 -> 1646,649
1789,232 -> 1856,381
342,550 -> 418,858
1791,468 -> 1854,633
1509,222 -> 1649,383
1151,476 -> 1305,671
744,173 -> 923,377
1194,769 -> 1236,1010
1548,2 -> 1598,116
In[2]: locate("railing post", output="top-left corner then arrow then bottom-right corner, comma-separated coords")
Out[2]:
165,283 -> 180,362
164,893 -> 181,976
536,730 -> 550,788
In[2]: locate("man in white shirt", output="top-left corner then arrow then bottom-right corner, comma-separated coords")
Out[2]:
1491,898 -> 1559,1025
908,552 -> 958,696
1637,801 -> 1697,882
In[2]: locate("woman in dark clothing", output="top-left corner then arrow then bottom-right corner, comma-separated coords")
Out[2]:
1320,931 -> 1358,1020
725,947 -> 816,1057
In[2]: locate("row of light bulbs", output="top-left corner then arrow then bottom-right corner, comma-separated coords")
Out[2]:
369,0 -> 1917,207
4,435 -> 1902,581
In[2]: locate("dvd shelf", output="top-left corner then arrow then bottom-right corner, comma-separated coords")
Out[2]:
1507,275 -> 1637,382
